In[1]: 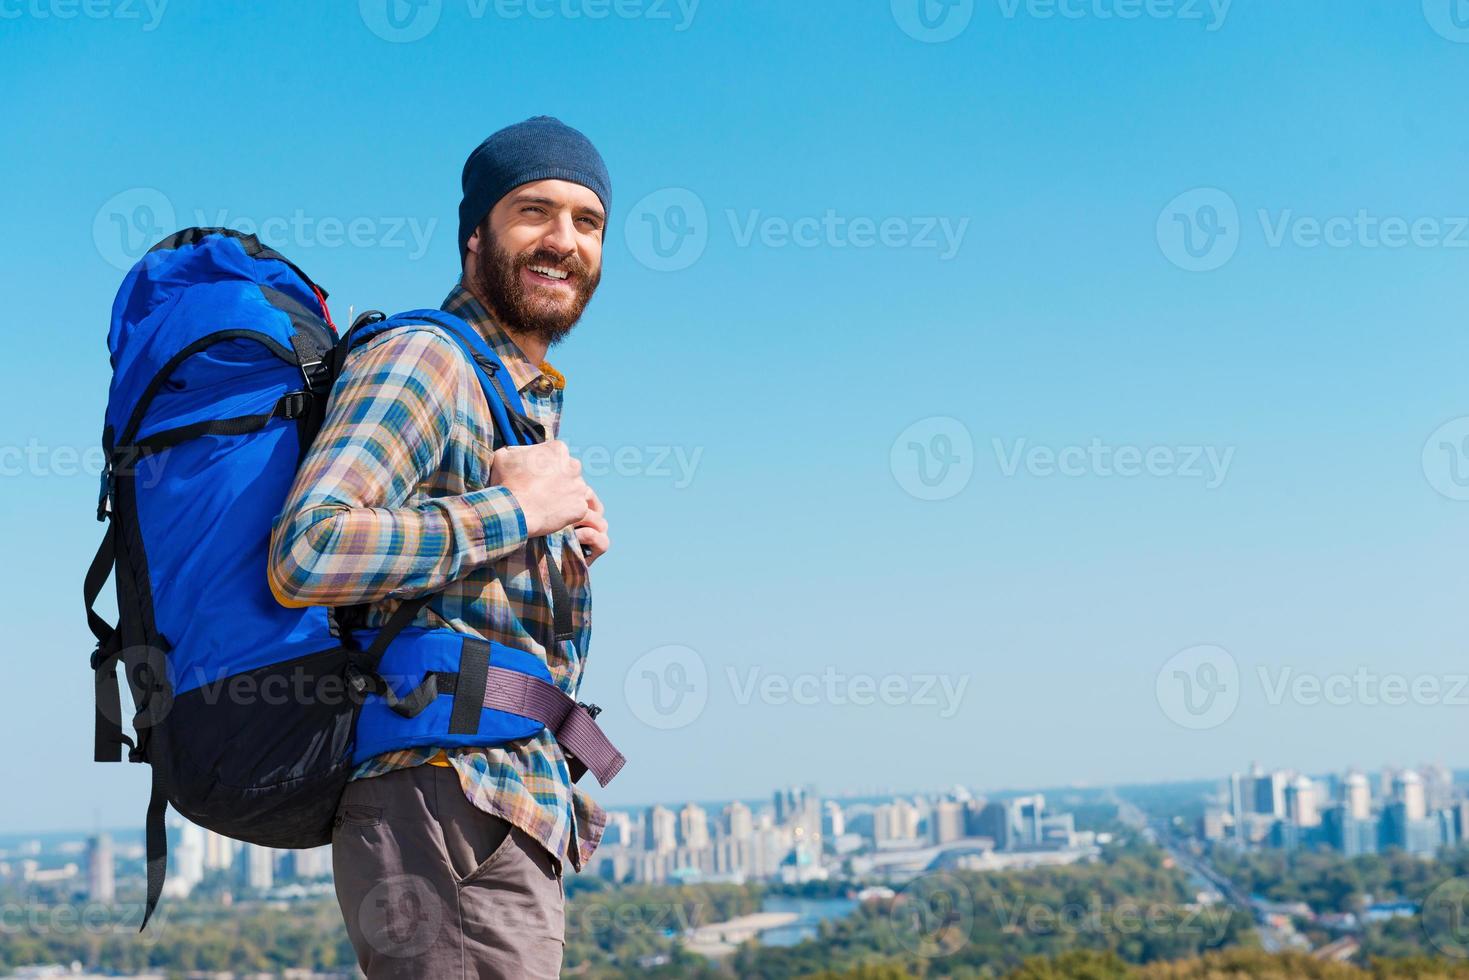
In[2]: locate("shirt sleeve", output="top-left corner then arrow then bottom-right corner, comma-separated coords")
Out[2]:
267,326 -> 527,608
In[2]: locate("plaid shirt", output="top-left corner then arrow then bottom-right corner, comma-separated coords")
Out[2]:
268,285 -> 604,870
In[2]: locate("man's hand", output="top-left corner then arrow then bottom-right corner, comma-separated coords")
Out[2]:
491,441 -> 590,538
576,487 -> 610,565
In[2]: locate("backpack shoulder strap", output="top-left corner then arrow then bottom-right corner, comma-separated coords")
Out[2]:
345,309 -> 539,449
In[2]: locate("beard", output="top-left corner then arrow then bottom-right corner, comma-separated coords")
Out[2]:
469,223 -> 601,348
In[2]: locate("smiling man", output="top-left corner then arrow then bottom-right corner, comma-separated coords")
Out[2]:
270,117 -> 613,978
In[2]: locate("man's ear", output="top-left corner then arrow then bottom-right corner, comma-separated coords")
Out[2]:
466,226 -> 482,255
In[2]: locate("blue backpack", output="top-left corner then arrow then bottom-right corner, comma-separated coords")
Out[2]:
86,228 -> 623,928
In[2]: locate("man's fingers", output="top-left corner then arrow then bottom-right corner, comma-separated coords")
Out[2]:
586,488 -> 604,514
575,526 -> 610,564
576,509 -> 608,533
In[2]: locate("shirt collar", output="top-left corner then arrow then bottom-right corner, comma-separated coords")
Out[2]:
442,284 -> 564,397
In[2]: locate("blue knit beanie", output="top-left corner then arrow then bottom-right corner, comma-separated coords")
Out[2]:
458,116 -> 612,261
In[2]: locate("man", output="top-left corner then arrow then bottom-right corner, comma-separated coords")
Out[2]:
269,116 -> 613,978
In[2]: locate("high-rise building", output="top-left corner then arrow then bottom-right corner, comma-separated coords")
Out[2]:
974,795 -> 1050,850
1382,800 -> 1440,856
242,843 -> 274,892
1395,770 -> 1427,822
175,823 -> 206,892
932,800 -> 966,844
203,829 -> 235,871
1228,772 -> 1247,841
822,800 -> 845,840
1344,771 -> 1372,821
287,845 -> 331,880
1324,805 -> 1380,857
603,811 -> 634,847
724,801 -> 754,840
873,799 -> 921,845
1286,775 -> 1320,828
645,805 -> 677,853
1252,767 -> 1285,818
1424,764 -> 1455,812
774,787 -> 805,825
679,803 -> 711,850
86,833 -> 115,904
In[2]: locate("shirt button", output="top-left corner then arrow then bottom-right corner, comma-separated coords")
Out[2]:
530,377 -> 555,397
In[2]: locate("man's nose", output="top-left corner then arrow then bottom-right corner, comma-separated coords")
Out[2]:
539,213 -> 577,256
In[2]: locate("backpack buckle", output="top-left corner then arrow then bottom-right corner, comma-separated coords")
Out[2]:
579,701 -> 603,721
277,391 -> 313,420
298,358 -> 326,392
96,465 -> 112,522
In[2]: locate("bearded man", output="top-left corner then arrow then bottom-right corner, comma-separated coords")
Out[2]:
270,116 -> 613,978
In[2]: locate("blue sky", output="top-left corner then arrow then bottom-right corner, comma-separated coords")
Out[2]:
4,0 -> 1469,832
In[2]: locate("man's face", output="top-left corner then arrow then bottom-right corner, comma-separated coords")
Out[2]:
467,178 -> 605,347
